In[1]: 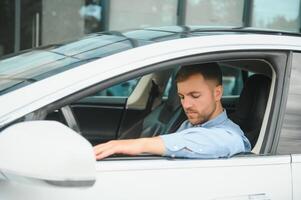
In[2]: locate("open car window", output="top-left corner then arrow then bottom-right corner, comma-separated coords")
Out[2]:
44,59 -> 272,156
18,50 -> 281,160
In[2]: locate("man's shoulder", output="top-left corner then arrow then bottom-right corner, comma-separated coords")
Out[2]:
220,118 -> 244,135
177,120 -> 192,132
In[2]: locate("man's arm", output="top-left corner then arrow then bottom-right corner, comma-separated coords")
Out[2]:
161,127 -> 247,159
93,137 -> 165,160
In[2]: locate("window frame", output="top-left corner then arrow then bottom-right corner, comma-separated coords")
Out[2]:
277,51 -> 301,154
27,50 -> 288,157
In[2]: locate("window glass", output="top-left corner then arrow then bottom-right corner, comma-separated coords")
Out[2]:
186,0 -> 244,26
252,0 -> 300,32
96,79 -> 139,97
221,67 -> 243,96
52,35 -> 125,56
123,30 -> 178,41
109,0 -> 178,30
0,34 -> 137,95
163,66 -> 244,98
278,52 -> 301,154
0,51 -> 79,94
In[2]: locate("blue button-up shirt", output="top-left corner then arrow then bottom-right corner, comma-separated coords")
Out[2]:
160,111 -> 251,158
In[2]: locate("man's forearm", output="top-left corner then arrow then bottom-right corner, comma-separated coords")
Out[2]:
94,136 -> 166,160
139,137 -> 165,155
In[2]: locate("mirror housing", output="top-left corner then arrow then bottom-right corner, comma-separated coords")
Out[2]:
0,121 -> 96,187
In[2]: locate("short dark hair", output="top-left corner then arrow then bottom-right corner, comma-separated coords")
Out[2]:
175,62 -> 222,85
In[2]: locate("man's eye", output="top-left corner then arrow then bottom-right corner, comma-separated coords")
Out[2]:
191,94 -> 200,98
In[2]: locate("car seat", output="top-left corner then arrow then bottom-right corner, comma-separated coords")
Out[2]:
229,74 -> 271,148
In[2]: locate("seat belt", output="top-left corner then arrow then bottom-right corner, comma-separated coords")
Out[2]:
145,80 -> 160,112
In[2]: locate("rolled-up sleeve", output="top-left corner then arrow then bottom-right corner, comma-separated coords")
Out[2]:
160,127 -> 246,159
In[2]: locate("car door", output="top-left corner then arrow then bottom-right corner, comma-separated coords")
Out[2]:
72,50 -> 291,199
292,155 -> 301,200
92,155 -> 291,200
0,155 -> 291,200
87,50 -> 292,200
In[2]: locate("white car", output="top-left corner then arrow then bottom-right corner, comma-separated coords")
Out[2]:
0,26 -> 301,200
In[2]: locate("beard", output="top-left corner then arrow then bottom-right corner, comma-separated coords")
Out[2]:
186,112 -> 209,125
185,104 -> 216,125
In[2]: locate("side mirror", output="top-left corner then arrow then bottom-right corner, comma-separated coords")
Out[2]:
0,121 -> 96,187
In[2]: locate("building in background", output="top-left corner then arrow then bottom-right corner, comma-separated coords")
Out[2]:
0,0 -> 300,58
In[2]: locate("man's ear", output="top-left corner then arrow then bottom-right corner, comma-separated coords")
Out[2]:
214,85 -> 223,101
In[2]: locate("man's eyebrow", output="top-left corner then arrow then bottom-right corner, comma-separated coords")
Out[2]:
178,91 -> 201,96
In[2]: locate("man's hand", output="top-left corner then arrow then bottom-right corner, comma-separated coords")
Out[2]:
93,137 -> 165,160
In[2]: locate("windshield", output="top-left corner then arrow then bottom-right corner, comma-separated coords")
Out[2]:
0,34 -> 140,95
0,51 -> 78,94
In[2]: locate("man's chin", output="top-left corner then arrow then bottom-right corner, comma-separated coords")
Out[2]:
188,117 -> 207,125
188,118 -> 200,125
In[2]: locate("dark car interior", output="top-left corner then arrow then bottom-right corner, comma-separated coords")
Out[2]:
43,59 -> 273,153
229,74 -> 271,148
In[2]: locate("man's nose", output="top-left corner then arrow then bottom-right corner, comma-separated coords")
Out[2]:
181,98 -> 192,109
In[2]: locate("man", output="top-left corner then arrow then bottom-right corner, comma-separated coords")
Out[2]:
94,63 -> 251,160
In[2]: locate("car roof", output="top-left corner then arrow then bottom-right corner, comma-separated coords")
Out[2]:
2,25 -> 297,62
38,25 -> 301,53
1,27 -> 301,126
109,25 -> 301,42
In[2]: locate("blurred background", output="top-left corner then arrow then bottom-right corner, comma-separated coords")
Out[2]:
0,0 -> 300,58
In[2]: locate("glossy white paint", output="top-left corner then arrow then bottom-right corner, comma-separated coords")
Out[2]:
0,155 -> 291,200
292,154 -> 301,199
1,34 -> 301,126
0,33 -> 300,199
0,121 -> 96,185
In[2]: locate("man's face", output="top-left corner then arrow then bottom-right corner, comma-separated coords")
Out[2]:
177,73 -> 222,125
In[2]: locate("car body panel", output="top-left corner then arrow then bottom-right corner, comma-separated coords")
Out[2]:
292,154 -> 301,200
0,155 -> 291,199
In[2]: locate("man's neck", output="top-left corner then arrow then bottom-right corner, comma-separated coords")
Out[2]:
208,102 -> 223,121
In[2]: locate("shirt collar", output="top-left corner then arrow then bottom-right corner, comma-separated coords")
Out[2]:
193,110 -> 228,128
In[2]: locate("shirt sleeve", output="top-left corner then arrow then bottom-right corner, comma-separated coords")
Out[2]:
160,127 -> 246,159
